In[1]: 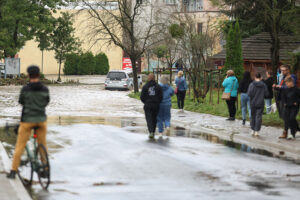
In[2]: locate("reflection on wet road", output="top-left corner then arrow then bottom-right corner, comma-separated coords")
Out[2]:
33,123 -> 300,200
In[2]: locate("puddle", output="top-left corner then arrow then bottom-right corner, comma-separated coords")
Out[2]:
92,182 -> 127,186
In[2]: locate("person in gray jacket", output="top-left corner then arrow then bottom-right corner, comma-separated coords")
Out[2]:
247,73 -> 269,136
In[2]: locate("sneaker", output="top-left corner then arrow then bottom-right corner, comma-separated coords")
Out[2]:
149,132 -> 155,139
251,130 -> 255,136
165,127 -> 171,136
254,131 -> 259,137
158,133 -> 163,137
6,170 -> 16,179
242,120 -> 246,125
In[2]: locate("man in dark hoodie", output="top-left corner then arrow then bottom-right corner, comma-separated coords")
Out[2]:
140,73 -> 163,139
7,65 -> 50,179
248,73 -> 269,137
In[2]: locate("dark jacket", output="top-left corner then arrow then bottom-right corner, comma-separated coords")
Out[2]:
19,82 -> 50,122
247,81 -> 269,108
281,86 -> 300,107
140,80 -> 163,106
239,79 -> 252,93
264,77 -> 273,99
275,74 -> 297,101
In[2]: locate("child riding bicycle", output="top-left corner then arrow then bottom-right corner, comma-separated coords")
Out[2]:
7,65 -> 50,179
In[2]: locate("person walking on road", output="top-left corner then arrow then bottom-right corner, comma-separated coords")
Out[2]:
264,71 -> 274,114
280,77 -> 300,139
7,65 -> 50,179
239,71 -> 252,125
141,73 -> 163,139
175,71 -> 187,112
157,76 -> 174,137
273,64 -> 297,139
222,70 -> 239,121
247,73 -> 269,137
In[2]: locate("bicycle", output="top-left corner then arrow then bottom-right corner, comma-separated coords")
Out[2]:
5,123 -> 51,190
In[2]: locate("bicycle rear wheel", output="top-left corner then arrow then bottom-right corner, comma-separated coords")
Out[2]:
18,147 -> 33,186
36,144 -> 50,190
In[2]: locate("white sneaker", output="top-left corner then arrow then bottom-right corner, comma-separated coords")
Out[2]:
254,131 -> 259,137
165,127 -> 170,136
251,130 -> 255,136
158,133 -> 163,137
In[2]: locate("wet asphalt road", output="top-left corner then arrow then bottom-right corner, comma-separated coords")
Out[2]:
0,78 -> 300,200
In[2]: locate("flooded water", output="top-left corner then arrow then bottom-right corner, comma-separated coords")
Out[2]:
1,82 -> 300,199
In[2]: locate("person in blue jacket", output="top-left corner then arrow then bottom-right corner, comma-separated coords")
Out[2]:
157,76 -> 174,136
175,71 -> 188,112
222,70 -> 239,121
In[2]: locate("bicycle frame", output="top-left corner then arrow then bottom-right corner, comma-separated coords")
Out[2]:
25,132 -> 40,172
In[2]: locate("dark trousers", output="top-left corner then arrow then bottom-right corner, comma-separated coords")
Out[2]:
250,107 -> 264,131
144,104 -> 160,134
284,106 -> 299,135
226,97 -> 237,118
177,90 -> 186,109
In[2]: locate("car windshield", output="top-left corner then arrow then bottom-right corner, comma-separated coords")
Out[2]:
107,72 -> 126,80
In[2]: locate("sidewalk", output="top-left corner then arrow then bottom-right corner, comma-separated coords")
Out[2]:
0,142 -> 31,200
171,109 -> 300,161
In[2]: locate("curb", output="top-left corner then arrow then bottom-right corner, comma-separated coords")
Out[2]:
0,142 -> 31,200
173,117 -> 300,162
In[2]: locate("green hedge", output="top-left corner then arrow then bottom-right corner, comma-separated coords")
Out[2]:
63,52 -> 109,75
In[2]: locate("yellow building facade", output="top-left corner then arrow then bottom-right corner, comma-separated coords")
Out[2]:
18,10 -> 123,75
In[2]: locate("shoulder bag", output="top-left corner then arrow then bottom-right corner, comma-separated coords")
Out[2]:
222,79 -> 235,100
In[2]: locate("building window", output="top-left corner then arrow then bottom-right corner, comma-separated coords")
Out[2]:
187,0 -> 203,12
197,23 -> 203,34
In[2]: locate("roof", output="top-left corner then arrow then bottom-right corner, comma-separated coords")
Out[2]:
211,32 -> 300,61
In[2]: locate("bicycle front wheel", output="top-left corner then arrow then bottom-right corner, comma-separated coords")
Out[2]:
36,144 -> 50,190
18,147 -> 33,186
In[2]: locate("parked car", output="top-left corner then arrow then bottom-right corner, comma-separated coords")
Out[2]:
105,70 -> 142,90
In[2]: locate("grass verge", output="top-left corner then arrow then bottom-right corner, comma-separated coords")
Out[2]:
129,90 -> 299,127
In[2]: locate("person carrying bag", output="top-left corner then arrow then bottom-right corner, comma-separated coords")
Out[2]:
222,70 -> 239,121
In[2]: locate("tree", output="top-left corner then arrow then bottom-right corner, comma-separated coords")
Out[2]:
165,24 -> 184,84
50,12 -> 80,82
153,45 -> 168,73
79,0 -> 165,92
0,0 -> 73,58
212,0 -> 300,82
178,15 -> 219,102
224,20 -> 243,80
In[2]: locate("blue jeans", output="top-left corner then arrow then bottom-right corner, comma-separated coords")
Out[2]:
241,93 -> 251,120
157,104 -> 171,133
265,99 -> 272,114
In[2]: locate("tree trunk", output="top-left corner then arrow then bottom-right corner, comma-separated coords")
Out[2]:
58,58 -> 62,82
270,32 -> 280,84
147,52 -> 150,73
131,57 -> 139,93
41,50 -> 44,74
169,63 -> 172,85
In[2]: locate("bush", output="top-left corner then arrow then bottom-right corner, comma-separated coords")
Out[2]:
78,52 -> 95,75
94,53 -> 109,75
63,52 -> 110,75
64,53 -> 80,75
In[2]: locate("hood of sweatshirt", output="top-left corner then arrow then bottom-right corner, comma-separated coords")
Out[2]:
252,80 -> 265,88
161,84 -> 170,91
28,82 -> 44,91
